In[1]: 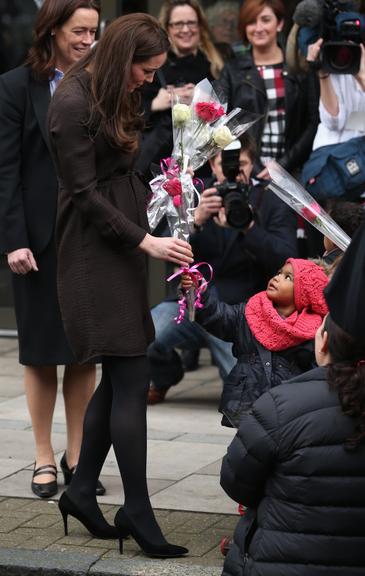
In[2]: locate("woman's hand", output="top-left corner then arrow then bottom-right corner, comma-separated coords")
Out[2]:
139,233 -> 193,267
173,83 -> 195,105
355,44 -> 365,91
194,187 -> 222,227
7,248 -> 38,275
306,38 -> 323,64
151,87 -> 173,112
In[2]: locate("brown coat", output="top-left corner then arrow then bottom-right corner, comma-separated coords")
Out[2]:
48,70 -> 154,363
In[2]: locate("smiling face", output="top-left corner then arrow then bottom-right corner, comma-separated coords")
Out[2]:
53,8 -> 99,72
167,4 -> 201,56
245,5 -> 282,51
266,263 -> 295,308
128,53 -> 167,92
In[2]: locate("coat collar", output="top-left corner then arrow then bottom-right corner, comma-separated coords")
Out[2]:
287,365 -> 328,384
29,74 -> 51,151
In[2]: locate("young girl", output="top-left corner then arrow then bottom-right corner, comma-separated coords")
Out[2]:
182,258 -> 329,427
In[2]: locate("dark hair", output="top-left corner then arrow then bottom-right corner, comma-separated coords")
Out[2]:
26,0 -> 100,79
68,13 -> 170,153
325,315 -> 365,451
238,0 -> 285,44
238,133 -> 257,164
325,200 -> 365,239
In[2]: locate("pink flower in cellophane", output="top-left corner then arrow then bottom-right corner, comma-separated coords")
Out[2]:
301,202 -> 321,223
195,101 -> 225,123
163,177 -> 182,207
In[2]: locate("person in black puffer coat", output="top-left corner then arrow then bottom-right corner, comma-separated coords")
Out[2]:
182,258 -> 329,427
214,0 -> 319,177
220,313 -> 365,576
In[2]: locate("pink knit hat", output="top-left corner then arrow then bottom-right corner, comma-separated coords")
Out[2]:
286,258 -> 329,315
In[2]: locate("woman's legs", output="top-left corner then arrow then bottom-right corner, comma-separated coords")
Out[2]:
66,355 -> 167,544
25,365 -> 58,483
62,364 -> 96,468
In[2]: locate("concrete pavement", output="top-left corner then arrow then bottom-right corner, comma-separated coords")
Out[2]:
0,338 -> 238,575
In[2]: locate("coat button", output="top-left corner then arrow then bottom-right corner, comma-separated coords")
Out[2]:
265,361 -> 271,366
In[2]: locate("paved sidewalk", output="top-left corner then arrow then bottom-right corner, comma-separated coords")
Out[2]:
0,338 -> 238,575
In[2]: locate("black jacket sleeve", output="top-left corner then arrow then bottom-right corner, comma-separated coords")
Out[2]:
195,288 -> 242,342
220,391 -> 279,507
0,72 -> 29,253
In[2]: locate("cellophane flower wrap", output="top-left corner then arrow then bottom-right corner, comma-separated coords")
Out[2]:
266,161 -> 351,252
147,78 -> 261,320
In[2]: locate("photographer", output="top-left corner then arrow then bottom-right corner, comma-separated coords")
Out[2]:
307,38 -> 365,147
147,134 -> 298,405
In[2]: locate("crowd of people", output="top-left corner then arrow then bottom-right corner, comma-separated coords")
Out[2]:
0,0 -> 365,573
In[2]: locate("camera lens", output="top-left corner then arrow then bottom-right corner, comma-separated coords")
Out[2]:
322,42 -> 361,74
330,45 -> 356,71
225,193 -> 253,229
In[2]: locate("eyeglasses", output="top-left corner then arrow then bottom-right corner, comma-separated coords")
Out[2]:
168,20 -> 199,31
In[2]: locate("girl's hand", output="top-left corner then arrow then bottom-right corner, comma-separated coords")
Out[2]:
181,272 -> 193,290
139,233 -> 193,267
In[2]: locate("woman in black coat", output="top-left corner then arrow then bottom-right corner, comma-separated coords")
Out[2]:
221,313 -> 365,576
0,0 -> 100,499
215,0 -> 319,177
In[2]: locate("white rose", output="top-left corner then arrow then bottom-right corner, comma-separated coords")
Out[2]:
172,103 -> 191,126
213,126 -> 234,148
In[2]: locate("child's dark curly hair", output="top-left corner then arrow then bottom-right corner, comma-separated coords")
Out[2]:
325,315 -> 365,451
325,200 -> 365,239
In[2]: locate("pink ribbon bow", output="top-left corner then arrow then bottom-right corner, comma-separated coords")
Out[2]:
167,262 -> 214,324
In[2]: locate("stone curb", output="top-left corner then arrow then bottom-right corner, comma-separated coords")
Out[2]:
0,548 -> 222,576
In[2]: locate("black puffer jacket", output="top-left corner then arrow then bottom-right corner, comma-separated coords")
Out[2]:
196,290 -> 314,427
215,52 -> 319,173
221,366 -> 365,576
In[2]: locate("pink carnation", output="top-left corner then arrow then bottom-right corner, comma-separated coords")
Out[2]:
163,177 -> 182,208
301,202 -> 321,222
164,177 -> 182,197
195,101 -> 225,123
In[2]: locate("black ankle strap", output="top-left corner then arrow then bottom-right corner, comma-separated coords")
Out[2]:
33,464 -> 57,478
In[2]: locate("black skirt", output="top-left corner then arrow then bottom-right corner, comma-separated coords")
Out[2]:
12,239 -> 76,366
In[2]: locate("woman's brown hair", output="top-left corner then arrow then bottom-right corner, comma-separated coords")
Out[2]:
325,315 -> 365,451
26,0 -> 100,79
238,0 -> 285,44
159,0 -> 223,78
68,13 -> 170,153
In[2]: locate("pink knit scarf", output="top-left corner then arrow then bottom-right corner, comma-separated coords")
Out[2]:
245,291 -> 324,351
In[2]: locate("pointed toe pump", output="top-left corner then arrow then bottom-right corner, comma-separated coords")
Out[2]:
114,508 -> 188,558
58,492 -> 117,539
60,452 -> 106,496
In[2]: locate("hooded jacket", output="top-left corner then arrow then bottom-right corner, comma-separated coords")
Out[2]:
221,366 -> 365,576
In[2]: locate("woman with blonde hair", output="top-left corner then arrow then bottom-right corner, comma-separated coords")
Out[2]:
138,0 -> 223,173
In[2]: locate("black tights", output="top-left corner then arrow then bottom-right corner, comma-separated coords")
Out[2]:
67,356 -> 165,544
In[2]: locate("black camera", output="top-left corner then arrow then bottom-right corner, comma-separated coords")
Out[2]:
321,0 -> 365,74
216,141 -> 253,229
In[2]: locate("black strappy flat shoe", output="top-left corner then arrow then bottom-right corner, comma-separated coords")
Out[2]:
31,464 -> 58,499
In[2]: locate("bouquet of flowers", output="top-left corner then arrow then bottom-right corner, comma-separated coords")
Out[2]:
266,161 -> 351,252
148,78 -> 261,320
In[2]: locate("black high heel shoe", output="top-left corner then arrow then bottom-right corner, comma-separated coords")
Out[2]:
114,507 -> 188,558
60,452 -> 106,496
31,464 -> 58,499
58,492 -> 118,539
